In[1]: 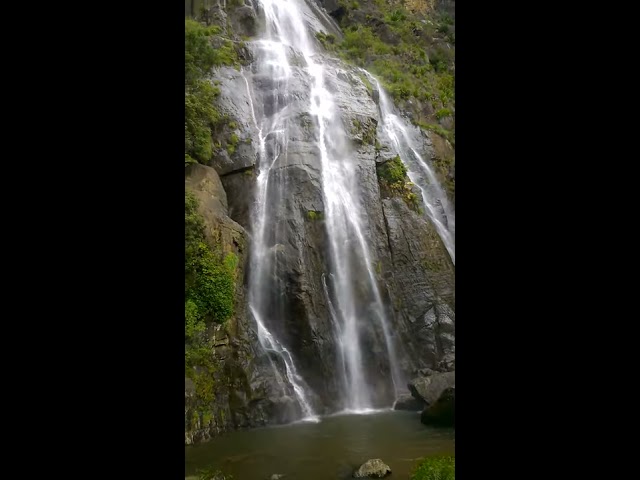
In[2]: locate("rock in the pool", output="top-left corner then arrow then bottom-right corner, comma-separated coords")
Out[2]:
353,458 -> 392,478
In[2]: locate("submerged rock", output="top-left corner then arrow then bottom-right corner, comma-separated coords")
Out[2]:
393,393 -> 425,411
409,371 -> 455,405
353,459 -> 392,478
421,387 -> 455,427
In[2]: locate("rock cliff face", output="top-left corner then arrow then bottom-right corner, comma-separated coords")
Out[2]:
185,163 -> 257,444
185,0 -> 455,443
185,164 -> 309,443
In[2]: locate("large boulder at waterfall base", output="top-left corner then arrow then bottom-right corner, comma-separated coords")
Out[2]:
409,371 -> 455,405
353,459 -> 392,478
394,393 -> 426,411
421,387 -> 455,427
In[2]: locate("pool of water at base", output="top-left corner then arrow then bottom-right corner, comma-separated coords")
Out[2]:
185,409 -> 454,479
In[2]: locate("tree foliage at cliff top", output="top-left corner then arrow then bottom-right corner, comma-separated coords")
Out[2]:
319,0 -> 455,143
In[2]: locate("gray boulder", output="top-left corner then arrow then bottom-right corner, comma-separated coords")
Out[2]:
408,371 -> 455,405
353,459 -> 392,478
393,393 -> 425,411
421,387 -> 455,427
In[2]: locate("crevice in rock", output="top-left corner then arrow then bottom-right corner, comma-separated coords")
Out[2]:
399,213 -> 416,261
380,203 -> 394,264
220,164 -> 255,177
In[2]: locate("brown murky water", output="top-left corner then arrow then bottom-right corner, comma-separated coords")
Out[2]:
185,410 -> 454,479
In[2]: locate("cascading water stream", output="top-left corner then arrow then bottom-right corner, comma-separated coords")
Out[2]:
249,306 -> 318,420
244,3 -> 319,421
275,0 -> 401,410
245,0 -> 407,418
361,71 -> 455,264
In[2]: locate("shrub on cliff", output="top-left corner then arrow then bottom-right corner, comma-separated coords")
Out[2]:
185,19 -> 240,165
185,191 -> 236,327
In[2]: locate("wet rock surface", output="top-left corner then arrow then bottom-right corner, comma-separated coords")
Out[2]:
185,164 -> 312,444
393,393 -> 426,411
185,2 -> 455,443
209,67 -> 259,177
409,371 -> 455,406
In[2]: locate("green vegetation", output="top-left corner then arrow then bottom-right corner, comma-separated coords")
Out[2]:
351,118 -> 377,145
185,191 -> 238,418
378,155 -> 407,184
307,210 -> 324,221
196,467 -> 233,480
375,260 -> 382,275
185,20 -> 219,84
185,191 -> 236,328
185,79 -> 222,164
227,133 -> 240,155
183,8 -> 254,439
315,31 -> 336,50
377,156 -> 420,211
430,153 -> 455,199
415,121 -> 453,145
317,3 -> 455,142
185,18 -> 242,165
435,108 -> 452,120
185,19 -> 239,71
410,456 -> 455,480
359,72 -> 374,95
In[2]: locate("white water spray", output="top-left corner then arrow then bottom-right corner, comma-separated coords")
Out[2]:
246,0 -> 408,417
361,71 -> 455,264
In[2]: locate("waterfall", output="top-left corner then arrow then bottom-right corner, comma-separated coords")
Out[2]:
245,0 -> 409,419
362,71 -> 456,264
250,306 -> 318,421
244,0 -> 320,421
